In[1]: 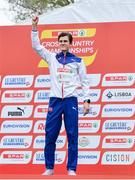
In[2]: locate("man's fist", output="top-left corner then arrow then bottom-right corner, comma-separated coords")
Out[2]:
32,16 -> 39,25
83,102 -> 90,116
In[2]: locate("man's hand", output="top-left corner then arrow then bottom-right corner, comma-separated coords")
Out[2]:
32,16 -> 39,31
83,102 -> 90,116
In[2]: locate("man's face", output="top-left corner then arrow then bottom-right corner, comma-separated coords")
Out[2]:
58,36 -> 71,52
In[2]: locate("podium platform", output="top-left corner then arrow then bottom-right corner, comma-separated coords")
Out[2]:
0,174 -> 135,180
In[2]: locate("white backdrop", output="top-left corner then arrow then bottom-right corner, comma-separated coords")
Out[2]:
39,0 -> 135,24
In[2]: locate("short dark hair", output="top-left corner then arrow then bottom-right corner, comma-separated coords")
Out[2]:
58,32 -> 73,44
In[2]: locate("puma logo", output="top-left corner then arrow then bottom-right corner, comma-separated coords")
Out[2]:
72,107 -> 77,111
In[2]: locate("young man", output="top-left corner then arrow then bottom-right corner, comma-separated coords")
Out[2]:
31,16 -> 90,176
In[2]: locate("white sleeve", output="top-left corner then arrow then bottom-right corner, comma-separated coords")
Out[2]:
78,59 -> 90,100
31,30 -> 52,64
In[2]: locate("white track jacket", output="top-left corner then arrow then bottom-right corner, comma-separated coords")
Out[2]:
31,31 -> 90,100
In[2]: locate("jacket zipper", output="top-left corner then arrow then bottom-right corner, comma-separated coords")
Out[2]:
62,54 -> 66,99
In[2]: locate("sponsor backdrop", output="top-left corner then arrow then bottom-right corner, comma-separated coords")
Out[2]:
0,22 -> 135,176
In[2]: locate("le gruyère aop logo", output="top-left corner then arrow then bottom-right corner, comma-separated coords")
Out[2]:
38,28 -> 98,68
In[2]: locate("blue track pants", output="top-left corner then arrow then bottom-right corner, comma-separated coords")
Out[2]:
44,96 -> 78,171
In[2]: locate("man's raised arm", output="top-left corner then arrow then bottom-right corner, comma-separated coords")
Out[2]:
31,16 -> 51,64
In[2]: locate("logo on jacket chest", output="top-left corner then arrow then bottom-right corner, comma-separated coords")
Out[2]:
57,67 -> 75,83
57,67 -> 73,73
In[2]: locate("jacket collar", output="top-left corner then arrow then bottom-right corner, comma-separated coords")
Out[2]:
56,51 -> 81,65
